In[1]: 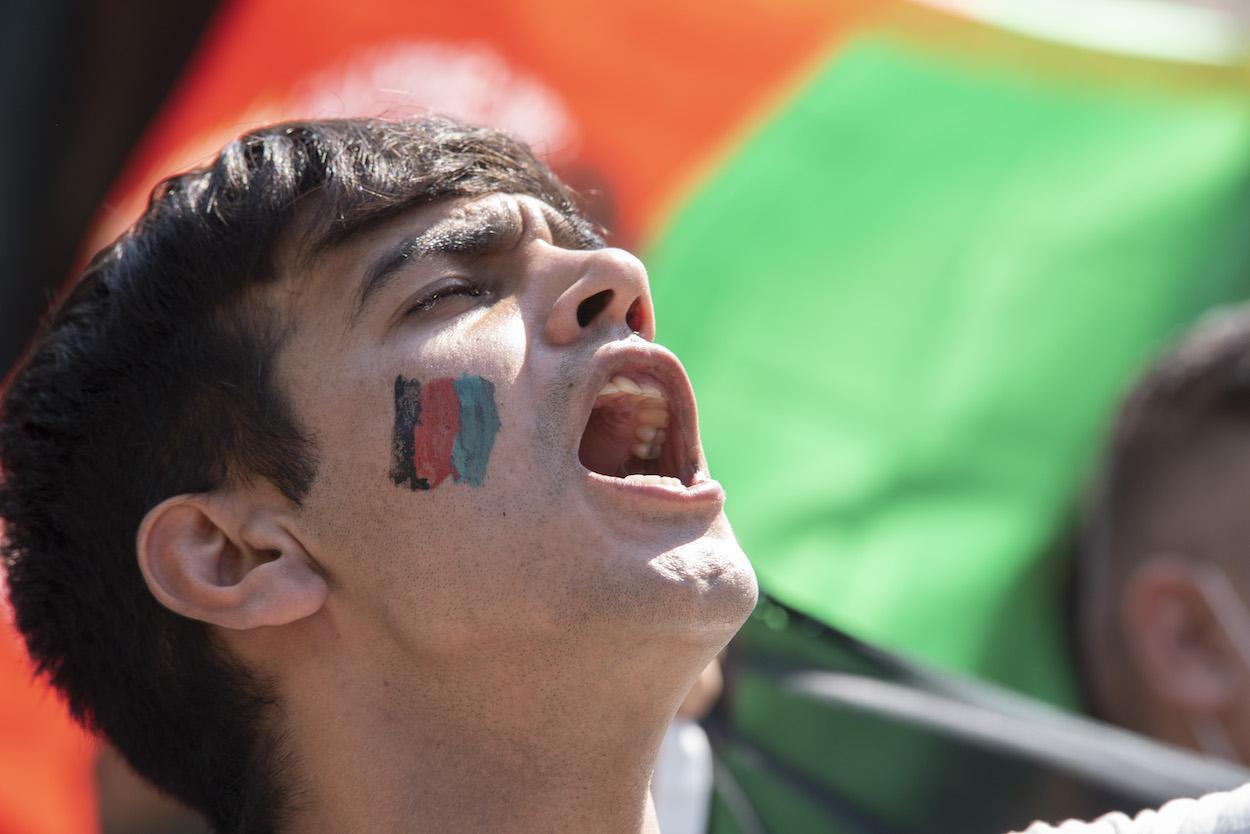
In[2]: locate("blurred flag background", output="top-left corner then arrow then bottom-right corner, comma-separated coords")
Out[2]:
5,0 -> 1250,831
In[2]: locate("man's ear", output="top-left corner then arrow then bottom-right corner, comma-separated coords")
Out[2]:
1121,558 -> 1242,716
136,494 -> 328,630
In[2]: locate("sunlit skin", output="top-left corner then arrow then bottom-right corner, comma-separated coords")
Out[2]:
139,193 -> 758,833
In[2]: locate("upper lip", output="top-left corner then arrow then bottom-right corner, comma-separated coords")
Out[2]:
573,339 -> 706,482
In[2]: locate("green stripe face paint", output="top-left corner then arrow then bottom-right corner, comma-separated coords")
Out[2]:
451,374 -> 502,487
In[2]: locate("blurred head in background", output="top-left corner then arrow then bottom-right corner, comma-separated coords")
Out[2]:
1079,306 -> 1250,765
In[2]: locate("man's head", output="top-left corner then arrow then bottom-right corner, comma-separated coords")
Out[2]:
1078,306 -> 1250,763
0,117 -> 756,832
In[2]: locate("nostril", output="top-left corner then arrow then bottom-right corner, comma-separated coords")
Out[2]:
625,298 -> 644,333
576,289 -> 614,327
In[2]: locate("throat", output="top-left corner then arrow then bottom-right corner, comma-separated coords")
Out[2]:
283,666 -> 666,834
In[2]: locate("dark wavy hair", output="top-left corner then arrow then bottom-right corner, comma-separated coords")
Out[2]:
0,116 -> 597,833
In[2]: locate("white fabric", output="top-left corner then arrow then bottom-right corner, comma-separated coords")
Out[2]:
651,719 -> 713,834
1013,784 -> 1250,834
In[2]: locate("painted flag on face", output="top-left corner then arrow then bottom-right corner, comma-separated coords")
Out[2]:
392,374 -> 501,491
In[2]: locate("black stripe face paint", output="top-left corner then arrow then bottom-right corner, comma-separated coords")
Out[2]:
390,375 -> 427,490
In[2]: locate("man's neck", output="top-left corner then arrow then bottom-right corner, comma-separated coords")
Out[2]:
266,616 -> 703,833
294,710 -> 664,834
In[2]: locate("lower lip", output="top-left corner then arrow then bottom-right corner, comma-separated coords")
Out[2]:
583,470 -> 725,506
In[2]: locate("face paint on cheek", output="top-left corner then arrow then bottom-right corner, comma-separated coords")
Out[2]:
411,377 -> 461,489
390,376 -> 425,490
451,374 -> 501,487
390,374 -> 501,491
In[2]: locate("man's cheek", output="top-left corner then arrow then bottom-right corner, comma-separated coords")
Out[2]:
389,374 -> 501,491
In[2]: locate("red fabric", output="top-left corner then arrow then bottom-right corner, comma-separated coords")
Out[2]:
86,0 -> 866,259
0,614 -> 98,834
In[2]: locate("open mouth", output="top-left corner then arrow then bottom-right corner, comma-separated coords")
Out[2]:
577,371 -> 695,488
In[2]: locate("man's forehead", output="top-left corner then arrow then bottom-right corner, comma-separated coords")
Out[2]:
279,193 -> 513,272
396,194 -> 528,259
269,194 -> 519,308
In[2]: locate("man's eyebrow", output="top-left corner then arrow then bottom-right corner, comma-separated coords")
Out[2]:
542,205 -> 602,251
350,205 -> 522,324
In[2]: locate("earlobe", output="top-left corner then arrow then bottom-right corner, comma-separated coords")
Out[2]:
137,495 -> 328,630
1122,558 -> 1241,715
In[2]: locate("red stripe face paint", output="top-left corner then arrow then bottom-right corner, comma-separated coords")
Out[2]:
408,376 -> 461,489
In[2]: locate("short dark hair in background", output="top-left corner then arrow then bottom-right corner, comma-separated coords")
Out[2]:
0,116 -> 598,833
1077,307 -> 1250,719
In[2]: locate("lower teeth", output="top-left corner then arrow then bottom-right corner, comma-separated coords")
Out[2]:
623,473 -> 683,488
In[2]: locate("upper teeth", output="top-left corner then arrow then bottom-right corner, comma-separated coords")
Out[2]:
612,376 -> 642,396
597,374 -> 671,460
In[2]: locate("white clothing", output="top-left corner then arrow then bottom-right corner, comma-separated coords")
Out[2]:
1014,784 -> 1250,834
651,718 -> 714,834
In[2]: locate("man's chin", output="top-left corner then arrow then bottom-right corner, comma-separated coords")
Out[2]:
541,495 -> 757,641
639,526 -> 759,640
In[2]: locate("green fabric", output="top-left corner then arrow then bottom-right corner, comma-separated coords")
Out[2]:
706,597 -> 1249,834
648,31 -> 1250,709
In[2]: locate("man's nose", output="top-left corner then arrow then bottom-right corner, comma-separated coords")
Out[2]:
541,248 -> 657,346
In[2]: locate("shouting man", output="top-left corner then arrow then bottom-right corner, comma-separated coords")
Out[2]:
0,118 -> 758,833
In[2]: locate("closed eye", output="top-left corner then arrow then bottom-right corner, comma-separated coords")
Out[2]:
404,280 -> 487,317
